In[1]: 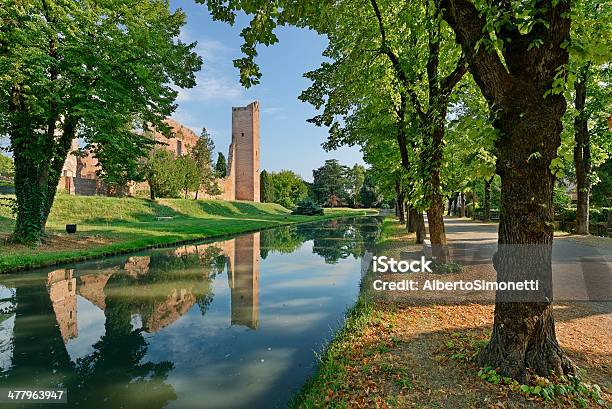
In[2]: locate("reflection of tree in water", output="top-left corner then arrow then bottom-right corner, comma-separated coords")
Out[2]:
2,283 -> 73,392
70,246 -> 226,408
259,226 -> 307,259
108,246 -> 224,330
2,245 -> 228,409
260,217 -> 381,264
71,299 -> 176,409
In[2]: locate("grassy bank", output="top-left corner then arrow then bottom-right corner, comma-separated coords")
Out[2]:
0,194 -> 373,273
291,217 -> 610,408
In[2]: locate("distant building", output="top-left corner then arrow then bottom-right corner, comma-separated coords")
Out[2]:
58,102 -> 261,202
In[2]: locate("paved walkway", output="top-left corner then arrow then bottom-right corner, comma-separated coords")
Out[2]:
437,217 -> 612,303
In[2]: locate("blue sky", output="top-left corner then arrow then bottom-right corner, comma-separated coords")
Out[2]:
170,0 -> 364,181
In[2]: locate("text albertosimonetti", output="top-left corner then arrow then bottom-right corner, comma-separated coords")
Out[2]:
371,256 -> 540,292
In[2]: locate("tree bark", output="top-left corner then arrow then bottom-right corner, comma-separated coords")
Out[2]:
441,0 -> 573,381
407,206 -> 418,233
41,119 -> 78,231
425,104 -> 449,261
398,196 -> 405,224
574,65 -> 591,235
475,100 -> 574,382
11,129 -> 50,244
395,180 -> 405,224
483,176 -> 494,222
426,194 -> 448,259
460,192 -> 466,218
414,210 -> 426,244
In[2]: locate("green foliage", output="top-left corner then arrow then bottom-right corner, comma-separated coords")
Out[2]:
359,171 -> 381,208
260,170 -> 275,203
347,164 -> 366,207
269,170 -> 308,209
215,152 -> 227,178
312,159 -> 350,206
0,154 -> 14,179
592,158 -> 612,207
144,149 -> 181,198
292,197 -> 323,216
191,129 -> 220,195
553,184 -> 572,211
1,0 -> 201,243
175,155 -> 201,199
0,197 -> 17,217
478,367 -> 605,407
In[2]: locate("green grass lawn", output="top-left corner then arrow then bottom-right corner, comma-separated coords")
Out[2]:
0,194 -> 374,273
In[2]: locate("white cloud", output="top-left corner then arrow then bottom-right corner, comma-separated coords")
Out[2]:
176,70 -> 245,103
194,39 -> 232,63
180,27 -> 233,63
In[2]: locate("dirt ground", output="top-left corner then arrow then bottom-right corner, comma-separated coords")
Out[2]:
331,301 -> 611,408
328,219 -> 612,408
1,232 -> 114,252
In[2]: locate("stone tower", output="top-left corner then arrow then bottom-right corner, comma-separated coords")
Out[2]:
232,101 -> 260,202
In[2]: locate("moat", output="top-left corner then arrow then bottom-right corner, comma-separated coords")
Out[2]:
0,216 -> 381,409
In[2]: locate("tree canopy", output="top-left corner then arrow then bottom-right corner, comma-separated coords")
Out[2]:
1,0 -> 201,243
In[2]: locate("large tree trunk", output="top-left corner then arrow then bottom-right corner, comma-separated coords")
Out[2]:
483,176 -> 494,222
477,98 -> 574,382
441,0 -> 572,381
460,192 -> 466,217
41,120 -> 77,231
408,206 -> 419,233
414,210 -> 426,244
573,66 -> 591,235
426,114 -> 449,261
11,135 -> 50,244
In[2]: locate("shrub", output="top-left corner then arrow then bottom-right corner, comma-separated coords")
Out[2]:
292,197 -> 323,216
589,208 -> 609,224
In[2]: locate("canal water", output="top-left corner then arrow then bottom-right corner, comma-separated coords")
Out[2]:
0,216 -> 380,409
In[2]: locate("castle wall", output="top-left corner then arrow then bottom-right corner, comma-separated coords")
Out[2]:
47,269 -> 78,342
49,233 -> 261,341
57,103 -> 260,202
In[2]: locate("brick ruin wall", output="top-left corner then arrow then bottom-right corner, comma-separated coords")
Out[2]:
58,102 -> 260,202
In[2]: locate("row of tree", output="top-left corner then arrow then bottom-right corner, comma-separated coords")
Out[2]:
200,0 -> 610,383
1,0 -> 609,385
259,160 -> 382,209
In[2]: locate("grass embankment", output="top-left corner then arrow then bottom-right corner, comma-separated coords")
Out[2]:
292,217 -> 610,408
0,194 -> 372,273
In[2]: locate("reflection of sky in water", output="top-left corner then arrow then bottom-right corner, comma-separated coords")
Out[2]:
0,217 -> 380,409
0,314 -> 14,371
65,296 -> 106,363
0,284 -> 15,372
138,238 -> 363,409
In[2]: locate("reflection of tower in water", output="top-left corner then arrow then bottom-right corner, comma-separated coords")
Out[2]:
45,233 -> 261,341
47,269 -> 77,342
228,233 -> 260,329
